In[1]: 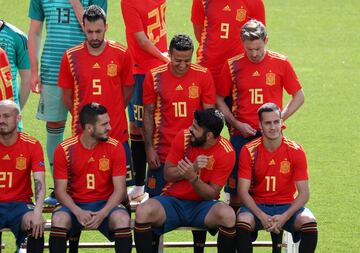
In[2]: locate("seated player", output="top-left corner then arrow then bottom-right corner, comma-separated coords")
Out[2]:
0,100 -> 45,253
135,108 -> 237,253
236,103 -> 318,253
49,103 -> 132,253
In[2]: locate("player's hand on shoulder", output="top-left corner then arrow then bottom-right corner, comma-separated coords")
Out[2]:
235,121 -> 257,137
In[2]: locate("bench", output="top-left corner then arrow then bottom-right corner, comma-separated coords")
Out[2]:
0,204 -> 298,253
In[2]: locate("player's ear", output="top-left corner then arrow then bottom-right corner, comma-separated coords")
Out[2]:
16,114 -> 22,123
264,36 -> 269,45
105,23 -> 108,32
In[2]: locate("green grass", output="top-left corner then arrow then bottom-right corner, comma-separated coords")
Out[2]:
2,0 -> 360,252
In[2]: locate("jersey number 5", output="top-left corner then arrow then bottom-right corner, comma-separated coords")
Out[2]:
92,79 -> 102,95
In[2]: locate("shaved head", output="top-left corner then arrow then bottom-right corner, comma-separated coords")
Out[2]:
0,100 -> 20,115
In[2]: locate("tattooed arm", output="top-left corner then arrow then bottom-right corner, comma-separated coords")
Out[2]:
31,171 -> 46,238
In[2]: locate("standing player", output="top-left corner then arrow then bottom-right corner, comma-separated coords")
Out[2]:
236,103 -> 318,253
121,0 -> 169,201
135,109 -> 236,253
0,48 -> 14,100
0,100 -> 46,253
49,103 -> 132,253
216,20 -> 304,252
28,0 -> 107,205
191,0 -> 265,86
0,20 -> 31,112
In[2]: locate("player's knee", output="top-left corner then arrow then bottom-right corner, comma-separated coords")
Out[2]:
135,200 -> 158,223
236,212 -> 254,225
214,202 -> 236,227
295,210 -> 317,229
51,211 -> 71,228
109,209 -> 130,228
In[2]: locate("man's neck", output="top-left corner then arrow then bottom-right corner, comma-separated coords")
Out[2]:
0,131 -> 18,147
80,134 -> 98,149
86,40 -> 107,56
202,137 -> 218,150
263,135 -> 282,152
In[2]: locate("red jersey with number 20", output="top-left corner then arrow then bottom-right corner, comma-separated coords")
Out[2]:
238,136 -> 308,204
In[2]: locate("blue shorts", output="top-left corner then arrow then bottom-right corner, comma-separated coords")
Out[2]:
152,196 -> 218,235
225,133 -> 262,194
123,141 -> 134,186
0,202 -> 33,246
239,204 -> 313,242
127,74 -> 145,127
145,163 -> 166,197
54,200 -> 127,241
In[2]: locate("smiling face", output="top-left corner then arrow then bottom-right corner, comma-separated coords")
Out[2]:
169,48 -> 193,77
189,120 -> 208,147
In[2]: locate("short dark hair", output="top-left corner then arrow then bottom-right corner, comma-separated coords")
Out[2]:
83,5 -> 106,24
194,108 -> 224,138
241,19 -> 267,42
169,34 -> 194,53
79,102 -> 107,129
257,102 -> 281,121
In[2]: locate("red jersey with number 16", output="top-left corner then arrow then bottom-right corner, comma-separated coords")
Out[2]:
54,136 -> 126,203
58,41 -> 134,142
0,133 -> 45,202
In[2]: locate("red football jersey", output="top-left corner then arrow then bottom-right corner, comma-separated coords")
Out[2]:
191,0 -> 265,84
58,41 -> 134,143
54,136 -> 126,202
164,129 -> 235,201
121,0 -> 167,74
217,51 -> 302,136
143,63 -> 216,162
238,137 -> 308,204
0,133 -> 45,202
0,48 -> 14,100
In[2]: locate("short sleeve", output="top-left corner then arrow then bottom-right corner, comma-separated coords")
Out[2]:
293,147 -> 308,181
247,0 -> 266,25
216,61 -> 233,97
142,72 -> 156,104
58,52 -> 74,89
111,143 -> 127,177
53,145 -> 68,180
238,146 -> 252,180
120,49 -> 134,86
200,69 -> 216,105
14,33 -> 30,70
31,141 -> 45,172
121,1 -> 144,33
209,150 -> 235,186
165,130 -> 186,165
28,0 -> 44,21
191,0 -> 205,25
283,59 -> 302,95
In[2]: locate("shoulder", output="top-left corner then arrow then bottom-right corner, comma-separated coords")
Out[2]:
218,137 -> 234,154
4,23 -> 27,40
267,50 -> 288,61
227,53 -> 246,65
150,63 -> 169,75
189,63 -> 208,73
66,43 -> 85,55
243,137 -> 262,155
59,136 -> 79,151
105,137 -> 120,147
19,132 -> 40,146
283,137 -> 303,151
108,40 -> 128,53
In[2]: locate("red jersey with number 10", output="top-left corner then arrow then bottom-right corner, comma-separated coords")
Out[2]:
238,137 -> 308,204
121,0 -> 167,74
58,41 -> 134,142
0,133 -> 45,202
0,48 -> 14,100
54,136 -> 126,202
143,63 -> 216,162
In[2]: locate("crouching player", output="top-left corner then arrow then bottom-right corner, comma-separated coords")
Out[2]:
49,103 -> 132,253
236,103 -> 318,253
135,108 -> 237,253
0,100 -> 45,252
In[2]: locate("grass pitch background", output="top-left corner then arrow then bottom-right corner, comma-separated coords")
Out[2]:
1,0 -> 360,252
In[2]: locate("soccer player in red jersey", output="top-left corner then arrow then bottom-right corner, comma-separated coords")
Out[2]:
0,100 -> 46,252
191,0 -> 265,85
135,108 -> 236,253
49,103 -> 132,253
236,103 -> 318,253
0,48 -> 14,100
121,0 -> 169,201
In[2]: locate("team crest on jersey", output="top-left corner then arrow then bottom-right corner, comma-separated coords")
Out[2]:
107,63 -> 117,77
236,8 -> 247,22
148,177 -> 156,189
188,84 -> 199,99
206,156 -> 215,170
0,66 -> 12,87
266,72 -> 276,86
280,160 -> 291,174
16,156 -> 27,170
99,157 -> 110,171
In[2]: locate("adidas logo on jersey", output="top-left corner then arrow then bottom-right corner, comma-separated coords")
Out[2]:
2,154 -> 10,160
223,5 -> 231,11
88,157 -> 95,163
268,159 -> 276,165
92,63 -> 100,69
175,84 -> 183,91
252,71 -> 260,77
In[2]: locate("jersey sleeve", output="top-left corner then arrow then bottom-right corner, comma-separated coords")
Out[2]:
247,0 -> 266,25
111,143 -> 127,177
293,147 -> 308,181
238,146 -> 253,180
201,70 -> 216,105
209,150 -> 235,186
91,0 -> 107,12
165,130 -> 186,164
216,61 -> 233,97
14,33 -> 30,70
191,0 -> 205,25
31,141 -> 45,172
53,145 -> 68,180
121,1 -> 144,33
120,49 -> 134,86
58,52 -> 74,89
28,0 -> 44,21
283,59 -> 302,95
143,72 -> 156,104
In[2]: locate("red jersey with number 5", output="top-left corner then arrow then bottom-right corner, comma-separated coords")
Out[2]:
54,136 -> 126,202
58,41 -> 133,142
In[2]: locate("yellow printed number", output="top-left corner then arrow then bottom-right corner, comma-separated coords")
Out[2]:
265,176 -> 276,192
0,172 -> 13,188
220,23 -> 230,39
86,173 -> 95,189
92,79 -> 102,95
134,105 -> 144,122
172,102 -> 187,117
249,88 -> 263,104
147,3 -> 167,44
